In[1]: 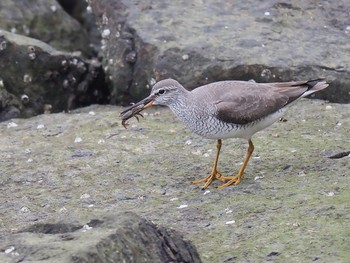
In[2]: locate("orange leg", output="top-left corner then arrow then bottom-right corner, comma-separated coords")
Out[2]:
218,139 -> 254,189
192,139 -> 228,189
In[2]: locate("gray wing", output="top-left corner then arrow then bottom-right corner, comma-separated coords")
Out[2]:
203,81 -> 309,125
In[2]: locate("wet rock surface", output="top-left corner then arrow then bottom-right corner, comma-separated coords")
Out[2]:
0,101 -> 349,262
90,0 -> 350,104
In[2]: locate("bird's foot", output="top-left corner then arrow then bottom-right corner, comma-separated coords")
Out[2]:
192,171 -> 228,189
217,174 -> 243,189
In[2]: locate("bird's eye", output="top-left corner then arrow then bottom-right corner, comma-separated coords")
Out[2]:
158,89 -> 166,95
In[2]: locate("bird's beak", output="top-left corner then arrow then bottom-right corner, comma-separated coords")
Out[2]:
120,95 -> 156,128
143,97 -> 154,109
120,95 -> 155,115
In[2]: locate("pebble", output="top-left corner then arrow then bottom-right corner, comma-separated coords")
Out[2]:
20,206 -> 30,213
74,137 -> 82,143
59,207 -> 68,213
101,29 -> 111,38
185,140 -> 192,145
86,5 -> 92,13
7,122 -> 18,128
254,175 -> 264,181
81,224 -> 93,232
297,171 -> 306,177
182,54 -> 189,60
80,193 -> 91,199
225,208 -> 233,214
50,5 -> 57,13
5,246 -> 15,254
191,149 -> 202,155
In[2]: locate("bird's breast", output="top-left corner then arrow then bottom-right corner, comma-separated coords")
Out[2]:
169,104 -> 240,138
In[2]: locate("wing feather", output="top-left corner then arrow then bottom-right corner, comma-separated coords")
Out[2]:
194,81 -> 311,125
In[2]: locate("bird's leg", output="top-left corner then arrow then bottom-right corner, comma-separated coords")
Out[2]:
218,139 -> 254,189
192,139 -> 227,189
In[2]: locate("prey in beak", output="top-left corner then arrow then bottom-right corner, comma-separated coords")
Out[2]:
120,95 -> 155,128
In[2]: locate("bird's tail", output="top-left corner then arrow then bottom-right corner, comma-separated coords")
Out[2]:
300,79 -> 329,97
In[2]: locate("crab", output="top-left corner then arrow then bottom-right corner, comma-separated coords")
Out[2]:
120,104 -> 145,128
120,93 -> 155,128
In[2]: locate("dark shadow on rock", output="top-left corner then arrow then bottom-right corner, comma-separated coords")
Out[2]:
19,223 -> 82,234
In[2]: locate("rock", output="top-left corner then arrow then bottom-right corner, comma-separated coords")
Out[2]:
58,0 -> 89,22
90,0 -> 350,104
57,0 -> 101,53
0,103 -> 349,262
3,212 -> 201,263
0,0 -> 92,56
0,30 -> 108,122
90,0 -> 157,104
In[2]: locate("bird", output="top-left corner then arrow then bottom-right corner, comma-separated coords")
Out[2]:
121,78 -> 329,189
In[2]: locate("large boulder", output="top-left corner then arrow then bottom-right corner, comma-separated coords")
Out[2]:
90,0 -> 350,104
0,30 -> 108,122
3,212 -> 201,262
1,0 -> 349,119
0,0 -> 91,56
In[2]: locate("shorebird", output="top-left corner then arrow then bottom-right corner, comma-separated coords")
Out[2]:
121,79 -> 328,189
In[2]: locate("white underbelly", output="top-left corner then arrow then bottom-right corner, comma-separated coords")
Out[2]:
197,109 -> 287,140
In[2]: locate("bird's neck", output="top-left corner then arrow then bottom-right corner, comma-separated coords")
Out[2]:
167,88 -> 191,116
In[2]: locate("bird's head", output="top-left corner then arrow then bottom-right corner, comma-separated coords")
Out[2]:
120,79 -> 185,128
149,79 -> 184,106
